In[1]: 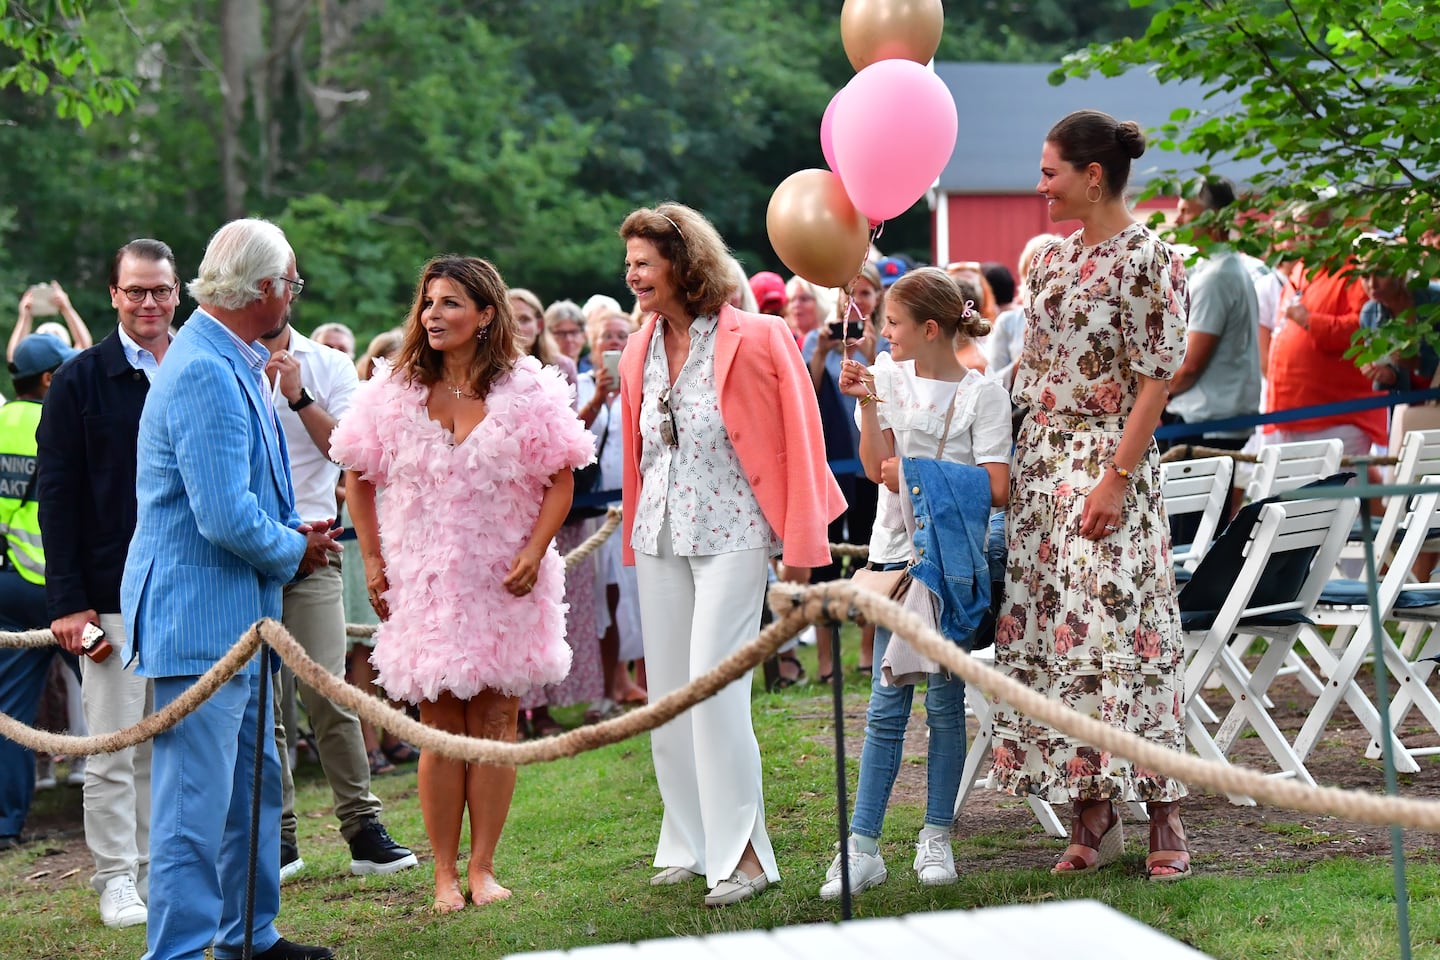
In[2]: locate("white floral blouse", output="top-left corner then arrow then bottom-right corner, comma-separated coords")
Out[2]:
630,313 -> 780,557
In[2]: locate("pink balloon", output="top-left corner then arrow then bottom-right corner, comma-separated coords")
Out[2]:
832,60 -> 957,223
820,87 -> 844,173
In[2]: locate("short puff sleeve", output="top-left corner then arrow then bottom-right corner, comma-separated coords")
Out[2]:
1122,235 -> 1189,381
329,360 -> 399,484
501,357 -> 596,480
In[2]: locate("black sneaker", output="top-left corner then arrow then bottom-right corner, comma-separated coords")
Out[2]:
348,819 -> 418,875
279,839 -> 305,883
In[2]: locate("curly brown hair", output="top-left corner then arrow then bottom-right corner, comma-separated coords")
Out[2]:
619,202 -> 734,319
393,255 -> 516,399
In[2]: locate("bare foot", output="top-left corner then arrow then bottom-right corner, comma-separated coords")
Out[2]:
468,870 -> 512,906
431,878 -> 466,914
617,684 -> 648,705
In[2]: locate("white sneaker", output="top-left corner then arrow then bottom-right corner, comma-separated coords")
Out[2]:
99,875 -> 148,929
819,837 -> 888,900
34,758 -> 55,791
913,832 -> 957,886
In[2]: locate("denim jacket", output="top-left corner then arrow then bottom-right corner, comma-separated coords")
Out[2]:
902,457 -> 994,645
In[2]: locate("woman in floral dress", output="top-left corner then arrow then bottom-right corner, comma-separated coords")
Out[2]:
989,109 -> 1193,881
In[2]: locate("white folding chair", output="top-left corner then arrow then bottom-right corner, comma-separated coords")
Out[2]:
1244,438 -> 1344,503
1215,440 -> 1344,701
957,647 -> 1066,837
1180,493 -> 1359,804
1283,482 -> 1440,773
1163,455 -> 1235,572
1293,429 -> 1440,703
1336,428 -> 1440,568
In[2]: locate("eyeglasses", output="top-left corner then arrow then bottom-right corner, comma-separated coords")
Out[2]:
550,327 -> 585,340
657,387 -> 679,447
117,285 -> 175,303
274,276 -> 306,297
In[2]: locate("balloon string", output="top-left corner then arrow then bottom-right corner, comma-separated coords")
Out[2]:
841,220 -> 885,367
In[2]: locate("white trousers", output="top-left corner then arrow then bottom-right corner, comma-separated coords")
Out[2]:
634,530 -> 777,887
81,613 -> 153,894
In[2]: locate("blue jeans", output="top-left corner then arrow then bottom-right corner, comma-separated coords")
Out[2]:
849,627 -> 967,839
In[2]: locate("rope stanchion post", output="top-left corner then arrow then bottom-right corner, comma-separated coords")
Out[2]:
820,594 -> 853,920
242,653 -> 272,960
1351,472 -> 1412,959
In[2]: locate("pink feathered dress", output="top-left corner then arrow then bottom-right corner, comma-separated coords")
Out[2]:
330,356 -> 596,704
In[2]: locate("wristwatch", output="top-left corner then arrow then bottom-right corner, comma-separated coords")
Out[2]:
288,388 -> 315,412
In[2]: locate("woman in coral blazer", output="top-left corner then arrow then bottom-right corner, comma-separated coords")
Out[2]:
618,202 -> 844,907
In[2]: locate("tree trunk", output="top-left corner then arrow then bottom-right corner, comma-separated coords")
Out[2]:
219,0 -> 265,219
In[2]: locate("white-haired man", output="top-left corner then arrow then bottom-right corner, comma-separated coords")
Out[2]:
121,218 -> 339,960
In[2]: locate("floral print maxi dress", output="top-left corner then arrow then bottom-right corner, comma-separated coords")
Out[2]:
989,222 -> 1191,804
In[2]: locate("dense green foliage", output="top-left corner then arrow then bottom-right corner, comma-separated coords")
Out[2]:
1059,0 -> 1440,364
0,0 -> 1158,346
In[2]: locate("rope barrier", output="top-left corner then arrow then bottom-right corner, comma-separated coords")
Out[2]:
5,529 -> 1439,830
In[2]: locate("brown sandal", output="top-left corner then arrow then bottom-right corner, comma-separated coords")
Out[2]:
1145,801 -> 1192,882
1051,799 -> 1123,875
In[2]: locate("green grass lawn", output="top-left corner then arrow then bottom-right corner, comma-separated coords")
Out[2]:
3,642 -> 1438,959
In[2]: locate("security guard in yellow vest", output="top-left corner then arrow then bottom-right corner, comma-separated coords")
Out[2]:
0,333 -> 77,848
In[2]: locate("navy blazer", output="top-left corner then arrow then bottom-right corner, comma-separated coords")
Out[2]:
36,330 -> 151,619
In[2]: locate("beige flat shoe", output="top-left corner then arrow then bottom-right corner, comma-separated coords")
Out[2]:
650,866 -> 701,886
704,869 -> 769,907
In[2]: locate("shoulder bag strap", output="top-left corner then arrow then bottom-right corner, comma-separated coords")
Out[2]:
933,383 -> 960,460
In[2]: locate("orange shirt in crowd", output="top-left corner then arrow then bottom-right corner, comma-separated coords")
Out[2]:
1263,261 -> 1385,446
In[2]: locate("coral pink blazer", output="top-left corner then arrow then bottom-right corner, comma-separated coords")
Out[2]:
620,304 -> 846,568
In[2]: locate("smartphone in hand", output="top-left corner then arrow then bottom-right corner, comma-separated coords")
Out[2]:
80,622 -> 112,663
602,350 -> 622,381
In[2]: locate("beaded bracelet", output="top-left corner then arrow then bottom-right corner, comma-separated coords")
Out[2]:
1105,459 -> 1132,481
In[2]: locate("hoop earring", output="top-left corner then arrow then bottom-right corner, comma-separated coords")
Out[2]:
1086,183 -> 1103,204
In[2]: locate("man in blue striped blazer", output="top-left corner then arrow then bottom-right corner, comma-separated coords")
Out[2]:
122,219 -> 339,960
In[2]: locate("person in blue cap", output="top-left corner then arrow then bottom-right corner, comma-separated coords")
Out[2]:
0,332 -> 79,851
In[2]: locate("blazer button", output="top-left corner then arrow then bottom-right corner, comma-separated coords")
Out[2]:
731,430 -> 741,442
918,547 -> 925,556
911,485 -> 921,495
917,520 -> 925,529
751,474 -> 761,485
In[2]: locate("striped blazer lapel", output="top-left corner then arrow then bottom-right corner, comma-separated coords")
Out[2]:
191,314 -> 295,510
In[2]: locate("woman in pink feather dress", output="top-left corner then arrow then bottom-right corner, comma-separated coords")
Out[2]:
333,256 -> 594,912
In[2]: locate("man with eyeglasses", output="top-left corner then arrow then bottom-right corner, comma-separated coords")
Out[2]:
258,306 -> 416,884
35,238 -> 177,929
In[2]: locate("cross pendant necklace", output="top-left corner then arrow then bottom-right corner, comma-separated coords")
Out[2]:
449,384 -> 465,400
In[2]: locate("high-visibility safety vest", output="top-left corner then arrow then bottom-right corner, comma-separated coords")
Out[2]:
0,400 -> 45,584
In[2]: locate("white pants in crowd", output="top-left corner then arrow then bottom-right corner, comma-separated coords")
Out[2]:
634,525 -> 779,889
81,613 -> 153,895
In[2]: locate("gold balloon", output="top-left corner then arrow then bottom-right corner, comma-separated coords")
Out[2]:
766,170 -> 871,290
840,0 -> 944,72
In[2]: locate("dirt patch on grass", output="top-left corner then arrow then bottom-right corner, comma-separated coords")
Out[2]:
806,668 -> 1440,875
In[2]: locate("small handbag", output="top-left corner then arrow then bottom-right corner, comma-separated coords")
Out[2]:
567,406 -> 611,522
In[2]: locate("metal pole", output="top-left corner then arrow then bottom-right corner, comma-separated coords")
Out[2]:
827,621 -> 852,920
242,650 -> 271,960
1354,481 -> 1412,959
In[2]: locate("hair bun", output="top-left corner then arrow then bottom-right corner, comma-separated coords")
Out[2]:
1115,121 -> 1146,160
